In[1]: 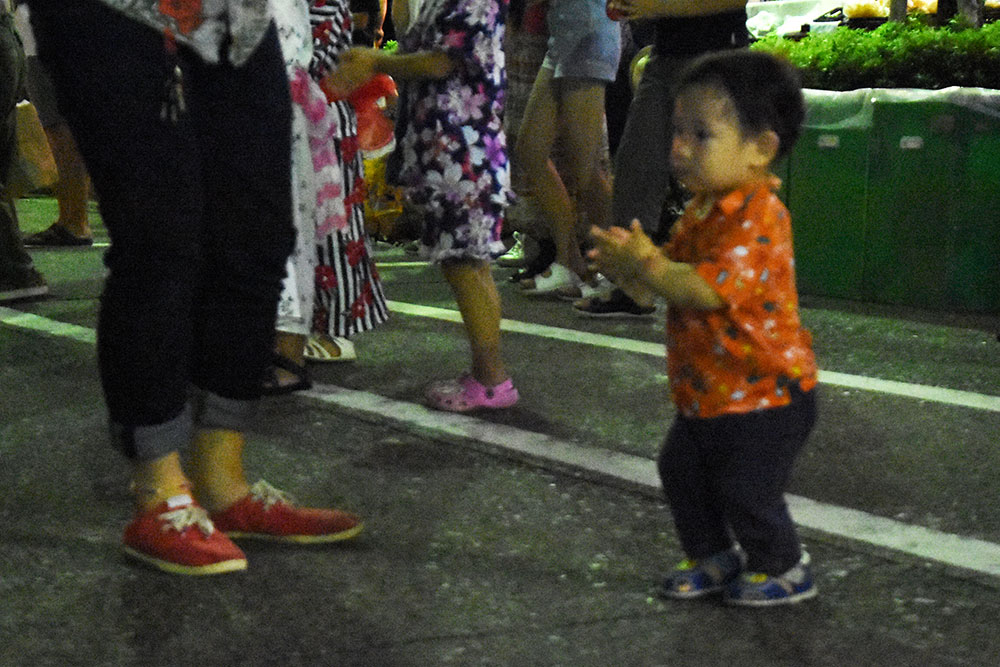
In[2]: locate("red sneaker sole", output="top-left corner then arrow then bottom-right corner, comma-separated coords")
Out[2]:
224,522 -> 364,543
122,546 -> 248,575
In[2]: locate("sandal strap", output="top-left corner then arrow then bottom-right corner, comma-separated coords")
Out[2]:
271,353 -> 310,381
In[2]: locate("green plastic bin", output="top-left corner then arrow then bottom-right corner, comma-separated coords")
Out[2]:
784,89 -> 873,300
785,87 -> 1000,313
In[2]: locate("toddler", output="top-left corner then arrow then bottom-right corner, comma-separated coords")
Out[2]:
588,50 -> 818,606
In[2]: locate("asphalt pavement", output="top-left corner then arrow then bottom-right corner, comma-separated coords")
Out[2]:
3,197 -> 1000,666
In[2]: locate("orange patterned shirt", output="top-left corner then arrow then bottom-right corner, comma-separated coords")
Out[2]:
664,178 -> 817,418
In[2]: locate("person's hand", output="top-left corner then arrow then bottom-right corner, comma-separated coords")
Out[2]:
587,220 -> 661,284
324,47 -> 379,100
606,0 -> 669,20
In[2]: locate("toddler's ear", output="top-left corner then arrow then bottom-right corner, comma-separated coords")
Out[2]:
753,130 -> 780,165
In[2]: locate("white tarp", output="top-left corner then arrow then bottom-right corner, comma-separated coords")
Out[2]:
747,0 -> 845,37
802,86 -> 1000,128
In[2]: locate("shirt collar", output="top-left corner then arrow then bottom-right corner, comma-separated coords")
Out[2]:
714,175 -> 782,218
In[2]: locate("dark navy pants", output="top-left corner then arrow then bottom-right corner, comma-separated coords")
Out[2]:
658,386 -> 818,575
28,1 -> 294,460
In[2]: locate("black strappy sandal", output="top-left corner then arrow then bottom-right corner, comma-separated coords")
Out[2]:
261,354 -> 313,396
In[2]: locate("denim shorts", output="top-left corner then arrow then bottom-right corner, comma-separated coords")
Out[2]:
542,0 -> 621,82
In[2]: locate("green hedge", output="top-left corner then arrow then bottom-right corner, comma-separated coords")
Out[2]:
750,19 -> 1000,90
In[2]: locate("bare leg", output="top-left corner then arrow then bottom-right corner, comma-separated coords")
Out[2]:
515,68 -> 578,274
440,258 -> 507,387
577,162 -> 613,234
516,69 -> 609,280
270,330 -> 307,388
187,429 -> 252,513
556,78 -> 610,276
130,451 -> 191,511
45,123 -> 91,238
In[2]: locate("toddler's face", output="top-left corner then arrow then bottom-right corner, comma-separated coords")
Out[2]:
670,85 -> 771,197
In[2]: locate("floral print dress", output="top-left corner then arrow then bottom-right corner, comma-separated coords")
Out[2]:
392,0 -> 513,263
273,0 -> 388,338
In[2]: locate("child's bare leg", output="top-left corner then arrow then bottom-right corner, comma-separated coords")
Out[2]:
440,258 -> 507,387
515,68 -> 578,273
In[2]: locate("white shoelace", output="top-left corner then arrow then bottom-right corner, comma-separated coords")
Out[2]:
248,480 -> 294,510
159,504 -> 215,536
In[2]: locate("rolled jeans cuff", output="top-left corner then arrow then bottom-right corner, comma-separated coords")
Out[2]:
111,405 -> 193,462
192,389 -> 257,433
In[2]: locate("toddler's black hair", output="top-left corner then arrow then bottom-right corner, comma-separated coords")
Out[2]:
674,50 -> 805,161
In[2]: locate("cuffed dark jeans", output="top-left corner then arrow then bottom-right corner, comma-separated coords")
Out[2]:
0,12 -> 35,282
28,1 -> 294,461
658,387 -> 818,575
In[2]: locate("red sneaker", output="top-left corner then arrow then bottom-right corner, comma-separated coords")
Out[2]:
122,494 -> 248,575
210,481 -> 363,543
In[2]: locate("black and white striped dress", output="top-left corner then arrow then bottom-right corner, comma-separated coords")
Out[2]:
275,0 -> 388,338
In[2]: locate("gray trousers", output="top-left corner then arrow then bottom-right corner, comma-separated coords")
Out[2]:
610,51 -> 691,242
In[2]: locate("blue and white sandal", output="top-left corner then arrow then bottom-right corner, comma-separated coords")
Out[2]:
724,552 -> 818,607
658,548 -> 745,600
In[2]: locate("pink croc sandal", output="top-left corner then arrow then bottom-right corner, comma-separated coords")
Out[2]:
426,374 -> 520,412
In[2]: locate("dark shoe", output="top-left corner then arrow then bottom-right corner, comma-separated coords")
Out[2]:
0,269 -> 49,302
573,288 -> 655,319
23,224 -> 93,247
261,354 -> 312,396
508,238 -> 555,283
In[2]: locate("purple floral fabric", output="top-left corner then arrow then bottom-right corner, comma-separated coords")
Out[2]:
393,0 -> 512,262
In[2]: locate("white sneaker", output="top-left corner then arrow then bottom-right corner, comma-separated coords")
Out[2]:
519,262 -> 578,296
555,274 -> 612,301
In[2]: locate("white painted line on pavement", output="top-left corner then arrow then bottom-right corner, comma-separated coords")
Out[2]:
5,299 -> 999,412
815,370 -> 1000,413
389,300 -> 664,356
386,300 -> 1000,413
376,261 -> 429,268
0,307 -> 96,344
4,305 -> 1000,576
307,383 -> 1000,579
